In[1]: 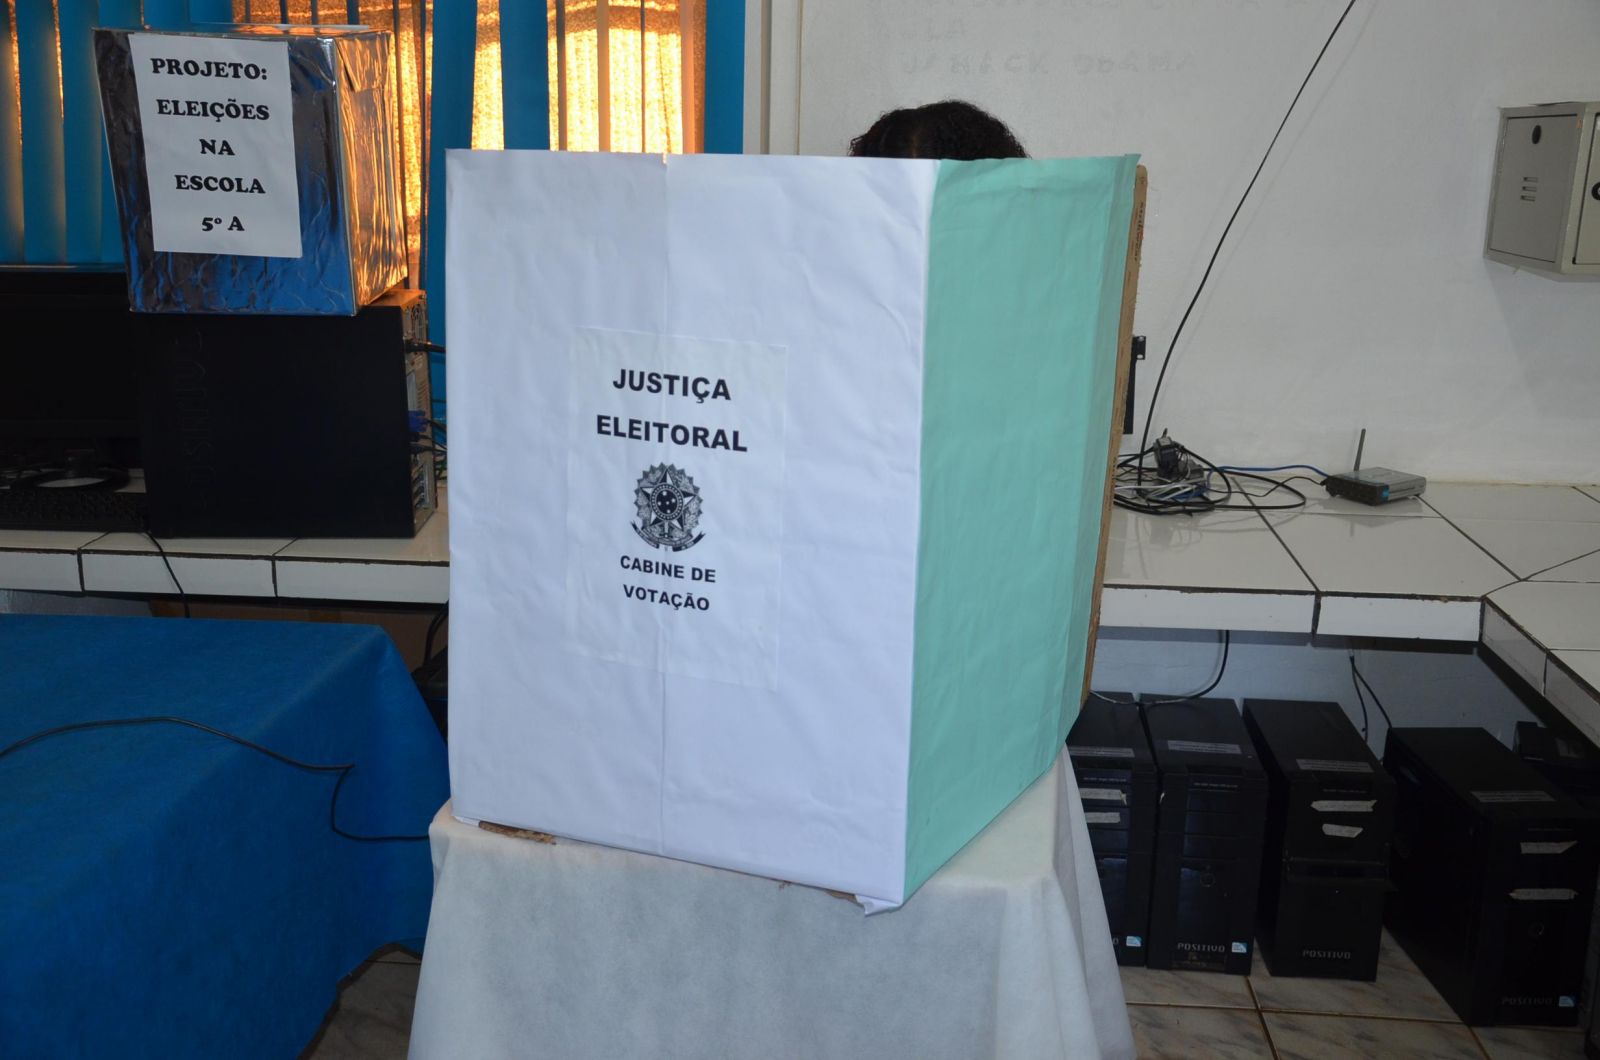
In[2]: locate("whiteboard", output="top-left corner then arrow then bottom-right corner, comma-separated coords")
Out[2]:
760,0 -> 1600,483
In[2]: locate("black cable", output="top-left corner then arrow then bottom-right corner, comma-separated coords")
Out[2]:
1145,630 -> 1231,704
1348,652 -> 1371,744
1247,474 -> 1325,500
1115,440 -> 1222,516
430,419 -> 448,476
1113,440 -> 1312,516
147,534 -> 191,619
423,603 -> 448,665
1350,656 -> 1394,733
0,715 -> 429,843
1136,0 -> 1362,475
1188,460 -> 1310,513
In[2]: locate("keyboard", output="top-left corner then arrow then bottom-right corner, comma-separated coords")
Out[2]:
0,487 -> 150,532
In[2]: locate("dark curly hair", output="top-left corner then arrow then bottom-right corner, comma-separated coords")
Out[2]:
848,100 -> 1027,160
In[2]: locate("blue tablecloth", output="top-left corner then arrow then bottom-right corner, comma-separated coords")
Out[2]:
0,615 -> 449,1059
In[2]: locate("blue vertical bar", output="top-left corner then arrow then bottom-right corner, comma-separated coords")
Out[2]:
424,0 -> 476,415
99,0 -> 141,264
499,1 -> 549,150
16,0 -> 67,261
703,0 -> 744,154
189,0 -> 236,21
0,0 -> 25,259
60,0 -> 104,261
140,0 -> 191,28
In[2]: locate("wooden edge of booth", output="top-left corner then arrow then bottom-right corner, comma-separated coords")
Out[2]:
1081,165 -> 1147,704
473,825 -> 866,906
479,821 -> 559,844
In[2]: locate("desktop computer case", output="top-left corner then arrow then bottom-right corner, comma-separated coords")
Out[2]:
1387,727 -> 1600,1026
1515,723 -> 1600,1042
1244,699 -> 1393,980
1143,698 -> 1267,975
1069,695 -> 1157,966
138,288 -> 434,538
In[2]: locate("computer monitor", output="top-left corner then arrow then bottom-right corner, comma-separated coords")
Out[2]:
0,266 -> 143,471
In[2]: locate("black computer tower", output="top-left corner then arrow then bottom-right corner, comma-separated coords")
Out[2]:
1244,699 -> 1393,980
1514,723 -> 1600,1051
1516,723 -> 1600,805
137,288 -> 435,538
1143,698 -> 1267,974
0,268 -> 143,471
1069,694 -> 1157,966
1386,727 -> 1600,1026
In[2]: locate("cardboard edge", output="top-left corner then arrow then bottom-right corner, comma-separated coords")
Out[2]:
1082,164 -> 1147,702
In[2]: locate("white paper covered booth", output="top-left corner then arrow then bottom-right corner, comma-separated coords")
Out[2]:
445,151 -> 1138,909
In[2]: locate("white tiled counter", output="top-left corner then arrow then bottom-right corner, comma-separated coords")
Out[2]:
4,481 -> 1599,733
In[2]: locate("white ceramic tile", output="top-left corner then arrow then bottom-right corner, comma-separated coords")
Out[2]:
1554,651 -> 1600,693
0,528 -> 106,551
84,533 -> 292,557
1535,550 -> 1600,583
1266,510 -> 1515,599
1264,1013 -> 1483,1060
0,529 -> 100,591
1317,594 -> 1484,642
1099,587 -> 1315,634
1483,606 -> 1550,691
1545,653 -> 1600,751
274,558 -> 448,604
81,552 -> 277,598
276,494 -> 448,565
274,493 -> 447,603
0,549 -> 83,592
78,534 -> 289,598
1489,582 -> 1600,652
1452,519 -> 1600,579
1296,492 -> 1437,518
1119,963 -> 1255,1008
1103,508 -> 1312,593
1128,1006 -> 1271,1059
1474,1025 -> 1587,1060
1423,483 -> 1600,523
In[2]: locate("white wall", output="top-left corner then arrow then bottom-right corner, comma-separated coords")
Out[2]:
749,0 -> 1600,483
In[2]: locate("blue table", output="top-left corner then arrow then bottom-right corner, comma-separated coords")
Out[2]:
0,615 -> 448,1059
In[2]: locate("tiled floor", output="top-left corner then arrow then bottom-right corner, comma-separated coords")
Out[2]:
1123,932 -> 1590,1059
301,948 -> 420,1060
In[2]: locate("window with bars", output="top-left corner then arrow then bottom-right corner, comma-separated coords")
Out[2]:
0,0 -> 714,267
538,1 -> 705,155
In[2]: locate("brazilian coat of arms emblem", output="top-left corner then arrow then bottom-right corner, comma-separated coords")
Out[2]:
633,463 -> 704,551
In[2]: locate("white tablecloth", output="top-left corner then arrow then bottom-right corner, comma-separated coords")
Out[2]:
408,750 -> 1133,1059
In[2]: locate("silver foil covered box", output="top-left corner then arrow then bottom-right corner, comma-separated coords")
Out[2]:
96,26 -> 405,314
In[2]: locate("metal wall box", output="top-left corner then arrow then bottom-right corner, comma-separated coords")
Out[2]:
96,26 -> 405,314
1485,102 -> 1600,279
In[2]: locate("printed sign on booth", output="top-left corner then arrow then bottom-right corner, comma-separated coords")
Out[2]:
128,33 -> 301,258
565,328 -> 788,690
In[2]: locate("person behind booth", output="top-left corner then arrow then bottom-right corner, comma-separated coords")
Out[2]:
849,100 -> 1028,160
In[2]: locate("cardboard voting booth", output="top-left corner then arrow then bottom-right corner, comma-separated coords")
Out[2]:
446,151 -> 1139,908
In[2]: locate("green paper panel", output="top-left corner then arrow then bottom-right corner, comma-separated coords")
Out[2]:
904,155 -> 1138,896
